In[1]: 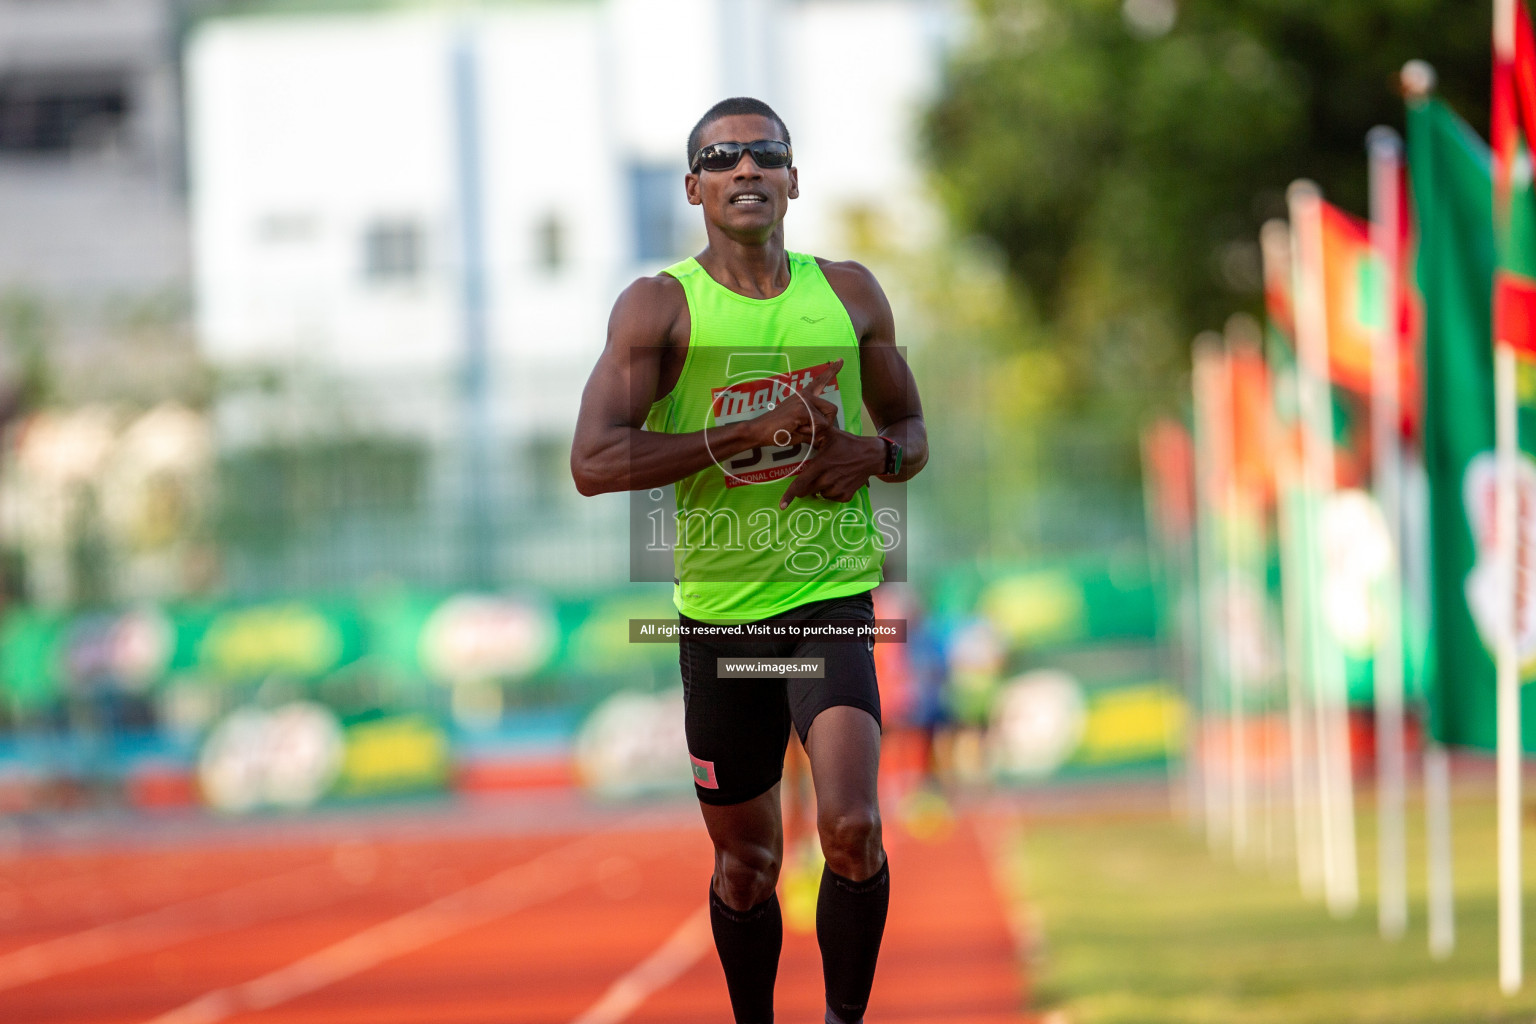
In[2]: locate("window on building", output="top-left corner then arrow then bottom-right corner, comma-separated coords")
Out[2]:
630,164 -> 679,263
362,220 -> 423,283
258,213 -> 318,244
535,212 -> 564,273
0,74 -> 130,154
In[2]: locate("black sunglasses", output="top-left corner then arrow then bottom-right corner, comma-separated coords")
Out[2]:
690,139 -> 793,174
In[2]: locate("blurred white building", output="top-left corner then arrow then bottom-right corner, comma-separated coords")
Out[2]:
0,0 -> 191,297
184,0 -> 956,589
0,0 -> 226,608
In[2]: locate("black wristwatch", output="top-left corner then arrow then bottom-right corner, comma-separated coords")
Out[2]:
879,435 -> 903,477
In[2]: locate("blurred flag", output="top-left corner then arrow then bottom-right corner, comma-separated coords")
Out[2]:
1263,219 -> 1296,345
1392,162 -> 1426,442
1230,344 -> 1274,507
1318,202 -> 1380,394
1488,0 -> 1536,991
1261,221 -> 1305,469
1494,0 -> 1536,358
1407,94 -> 1536,749
1317,194 -> 1422,418
1275,200 -> 1384,490
1144,418 -> 1196,546
1263,219 -> 1370,489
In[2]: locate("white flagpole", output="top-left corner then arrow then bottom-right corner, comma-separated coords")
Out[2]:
1401,56 -> 1457,962
1277,437 -> 1324,898
1220,329 -> 1253,863
1425,742 -> 1457,957
1495,342 -> 1522,993
1227,315 -> 1274,866
1194,334 -> 1233,852
1367,125 -> 1409,941
1141,426 -> 1194,821
1289,179 -> 1361,918
1494,0 -> 1524,992
1263,218 -> 1324,898
1177,468 -> 1207,833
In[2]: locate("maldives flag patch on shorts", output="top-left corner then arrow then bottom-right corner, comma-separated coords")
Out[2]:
690,754 -> 719,789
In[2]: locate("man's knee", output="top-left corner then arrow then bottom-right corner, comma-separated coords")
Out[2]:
713,839 -> 781,910
818,807 -> 882,879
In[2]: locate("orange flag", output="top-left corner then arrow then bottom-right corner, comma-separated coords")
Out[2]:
1228,344 -> 1274,506
1317,201 -> 1379,393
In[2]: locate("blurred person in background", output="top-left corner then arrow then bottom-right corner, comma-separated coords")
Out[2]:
572,96 -> 928,1024
870,586 -> 916,783
874,584 -> 956,837
944,616 -> 1004,785
900,595 -> 956,795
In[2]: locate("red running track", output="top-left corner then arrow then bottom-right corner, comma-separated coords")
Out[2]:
0,799 -> 1031,1023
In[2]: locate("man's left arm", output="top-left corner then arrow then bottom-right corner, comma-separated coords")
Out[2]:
852,267 -> 927,483
779,262 -> 926,508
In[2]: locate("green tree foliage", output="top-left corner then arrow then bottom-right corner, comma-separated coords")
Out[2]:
0,290 -> 57,415
924,0 -> 1491,415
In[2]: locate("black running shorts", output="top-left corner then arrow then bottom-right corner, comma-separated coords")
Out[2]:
679,591 -> 882,806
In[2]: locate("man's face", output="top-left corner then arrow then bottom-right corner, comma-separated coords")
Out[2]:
685,113 -> 798,239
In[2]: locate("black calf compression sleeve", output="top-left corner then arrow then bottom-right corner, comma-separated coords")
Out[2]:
817,857 -> 890,1024
709,884 -> 782,1024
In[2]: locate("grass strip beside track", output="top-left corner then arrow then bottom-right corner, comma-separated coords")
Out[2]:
1007,793 -> 1536,1023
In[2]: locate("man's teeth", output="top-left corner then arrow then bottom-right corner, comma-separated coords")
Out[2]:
732,194 -> 765,203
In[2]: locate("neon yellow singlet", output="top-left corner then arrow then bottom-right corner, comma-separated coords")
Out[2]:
645,252 -> 885,623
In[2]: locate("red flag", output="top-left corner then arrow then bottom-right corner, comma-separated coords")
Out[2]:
1394,159 -> 1423,440
1493,0 -> 1536,358
1516,0 -> 1536,146
1496,269 -> 1536,354
1144,419 -> 1196,543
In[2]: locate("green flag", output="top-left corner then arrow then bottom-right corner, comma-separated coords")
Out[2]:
1410,96 -> 1536,750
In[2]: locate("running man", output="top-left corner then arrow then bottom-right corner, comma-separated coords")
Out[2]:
571,96 -> 927,1024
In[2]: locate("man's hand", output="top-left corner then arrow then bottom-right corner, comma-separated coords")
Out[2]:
748,358 -> 842,450
778,430 -> 884,509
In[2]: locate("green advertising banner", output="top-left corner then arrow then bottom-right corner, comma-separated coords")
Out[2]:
0,609 -> 63,713
186,599 -> 366,680
933,558 -> 1160,652
0,587 -> 679,714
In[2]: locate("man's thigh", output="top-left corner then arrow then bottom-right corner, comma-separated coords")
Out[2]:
804,705 -> 882,845
681,632 -> 794,806
784,592 -> 882,746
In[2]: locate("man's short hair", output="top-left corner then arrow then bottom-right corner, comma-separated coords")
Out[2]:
686,97 -> 792,167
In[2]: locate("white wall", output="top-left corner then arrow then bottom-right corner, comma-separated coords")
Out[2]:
188,12 -> 459,374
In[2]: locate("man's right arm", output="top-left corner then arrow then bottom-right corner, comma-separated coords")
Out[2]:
570,276 -> 834,496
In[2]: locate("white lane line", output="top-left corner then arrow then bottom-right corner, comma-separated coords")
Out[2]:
0,858 -> 346,992
568,906 -> 712,1024
142,828 -> 657,1024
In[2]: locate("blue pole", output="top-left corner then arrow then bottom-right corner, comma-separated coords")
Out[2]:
451,26 -> 494,590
